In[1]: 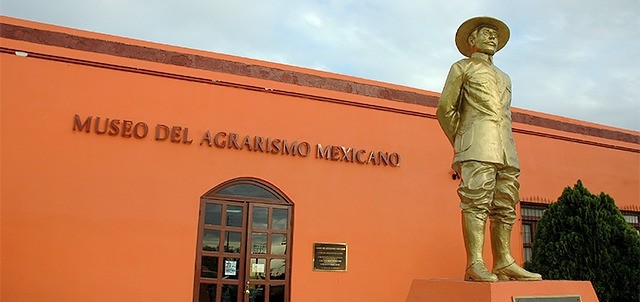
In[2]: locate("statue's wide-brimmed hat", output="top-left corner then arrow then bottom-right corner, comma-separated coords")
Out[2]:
455,16 -> 510,57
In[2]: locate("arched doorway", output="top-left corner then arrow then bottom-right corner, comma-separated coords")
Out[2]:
193,178 -> 293,302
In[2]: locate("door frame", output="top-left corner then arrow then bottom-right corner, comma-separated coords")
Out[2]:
193,178 -> 294,302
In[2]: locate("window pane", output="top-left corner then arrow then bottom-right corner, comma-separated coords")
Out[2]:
522,224 -> 532,244
226,206 -> 243,227
204,203 -> 222,225
521,206 -> 545,219
252,233 -> 267,254
198,283 -> 217,302
252,207 -> 268,229
221,284 -> 238,301
272,208 -> 288,230
270,285 -> 285,302
203,230 -> 220,252
624,214 -> 639,224
223,258 -> 240,279
217,184 -> 278,199
524,247 -> 532,263
271,234 -> 287,255
201,256 -> 218,279
224,231 -> 242,253
270,259 -> 286,280
249,258 -> 267,280
248,284 -> 265,302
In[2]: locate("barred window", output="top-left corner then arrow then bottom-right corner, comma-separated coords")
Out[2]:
520,203 -> 548,263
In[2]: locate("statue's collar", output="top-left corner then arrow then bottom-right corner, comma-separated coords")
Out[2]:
471,52 -> 493,65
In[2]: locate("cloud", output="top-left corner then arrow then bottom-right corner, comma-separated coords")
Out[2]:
497,0 -> 640,130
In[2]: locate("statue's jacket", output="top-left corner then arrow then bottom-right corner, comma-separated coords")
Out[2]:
436,52 -> 520,170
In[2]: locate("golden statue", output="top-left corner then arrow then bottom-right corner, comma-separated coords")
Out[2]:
437,16 -> 542,282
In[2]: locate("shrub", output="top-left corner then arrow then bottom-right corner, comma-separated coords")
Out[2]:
527,180 -> 640,302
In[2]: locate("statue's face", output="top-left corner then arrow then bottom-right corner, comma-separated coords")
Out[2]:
468,26 -> 498,55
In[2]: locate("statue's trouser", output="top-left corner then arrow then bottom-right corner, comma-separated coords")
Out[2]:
457,161 -> 541,281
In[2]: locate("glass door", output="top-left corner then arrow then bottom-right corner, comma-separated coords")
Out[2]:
194,179 -> 293,302
196,201 -> 247,302
244,203 -> 291,302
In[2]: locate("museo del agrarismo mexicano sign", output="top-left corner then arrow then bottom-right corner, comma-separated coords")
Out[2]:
72,114 -> 401,167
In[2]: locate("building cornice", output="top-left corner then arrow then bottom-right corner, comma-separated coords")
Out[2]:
1,20 -> 638,150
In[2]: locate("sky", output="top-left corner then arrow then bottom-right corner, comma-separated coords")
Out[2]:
2,0 -> 639,131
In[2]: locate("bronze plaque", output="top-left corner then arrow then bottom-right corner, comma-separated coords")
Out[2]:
313,242 -> 347,271
513,296 -> 581,302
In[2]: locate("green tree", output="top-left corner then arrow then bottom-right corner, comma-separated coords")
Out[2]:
526,180 -> 640,302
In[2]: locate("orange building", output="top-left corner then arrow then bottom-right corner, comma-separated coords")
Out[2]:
1,16 -> 638,302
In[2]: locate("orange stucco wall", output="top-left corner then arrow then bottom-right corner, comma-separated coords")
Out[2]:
1,16 -> 638,301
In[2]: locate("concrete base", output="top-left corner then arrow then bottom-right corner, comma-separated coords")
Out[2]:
406,279 -> 598,302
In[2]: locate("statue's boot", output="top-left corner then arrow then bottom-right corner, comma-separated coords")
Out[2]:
462,212 -> 497,282
490,222 -> 542,281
